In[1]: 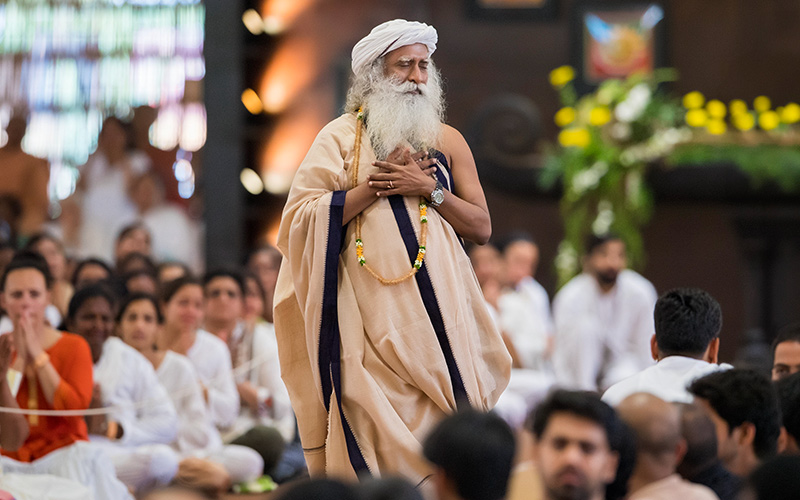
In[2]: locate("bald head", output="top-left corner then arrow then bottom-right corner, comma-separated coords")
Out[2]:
676,403 -> 719,475
617,393 -> 682,458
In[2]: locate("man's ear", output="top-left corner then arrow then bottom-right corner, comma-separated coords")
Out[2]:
674,437 -> 688,467
735,422 -> 756,448
778,427 -> 789,454
704,338 -> 720,364
650,334 -> 659,361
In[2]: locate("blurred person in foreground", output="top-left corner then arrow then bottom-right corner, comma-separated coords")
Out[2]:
422,409 -> 515,500
688,369 -> 781,478
617,393 -> 718,500
0,115 -> 49,238
552,234 -> 657,391
273,19 -> 510,481
603,288 -> 730,406
774,371 -> 800,455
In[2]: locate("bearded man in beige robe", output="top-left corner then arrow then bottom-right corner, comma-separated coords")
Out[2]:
273,19 -> 511,484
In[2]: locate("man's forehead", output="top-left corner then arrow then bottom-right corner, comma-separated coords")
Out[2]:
542,412 -> 610,446
775,340 -> 800,361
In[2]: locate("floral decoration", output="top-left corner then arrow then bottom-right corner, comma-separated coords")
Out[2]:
542,66 -> 800,287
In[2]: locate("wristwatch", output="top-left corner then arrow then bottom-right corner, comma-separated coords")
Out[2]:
430,180 -> 444,207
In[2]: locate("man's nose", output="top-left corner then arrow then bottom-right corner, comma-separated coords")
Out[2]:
408,65 -> 422,84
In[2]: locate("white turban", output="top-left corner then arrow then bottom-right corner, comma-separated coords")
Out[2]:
351,19 -> 438,76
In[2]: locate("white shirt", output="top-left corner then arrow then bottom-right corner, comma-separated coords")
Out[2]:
93,337 -> 178,447
224,321 -> 295,442
498,277 -> 552,371
141,204 -> 202,273
552,270 -> 658,390
157,350 -> 223,453
186,329 -> 240,429
602,355 -> 733,406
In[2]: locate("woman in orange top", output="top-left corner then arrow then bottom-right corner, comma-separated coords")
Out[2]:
0,251 -> 93,461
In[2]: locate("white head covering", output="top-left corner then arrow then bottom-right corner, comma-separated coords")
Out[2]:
351,19 -> 438,76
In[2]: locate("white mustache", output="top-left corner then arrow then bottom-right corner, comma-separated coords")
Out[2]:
389,81 -> 428,95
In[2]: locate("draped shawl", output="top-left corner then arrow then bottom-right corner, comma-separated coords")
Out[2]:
273,113 -> 511,482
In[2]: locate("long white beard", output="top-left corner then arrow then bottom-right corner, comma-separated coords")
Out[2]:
363,76 -> 444,161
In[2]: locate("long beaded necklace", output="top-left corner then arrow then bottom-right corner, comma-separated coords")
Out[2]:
352,107 -> 428,285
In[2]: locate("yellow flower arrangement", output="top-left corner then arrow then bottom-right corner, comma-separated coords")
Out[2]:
706,119 -> 727,135
549,66 -> 575,88
683,91 -> 705,109
685,109 -> 708,128
554,107 -> 577,127
729,99 -> 748,116
706,100 -> 726,119
589,106 -> 612,126
758,111 -> 780,131
781,103 -> 800,124
754,96 -> 771,113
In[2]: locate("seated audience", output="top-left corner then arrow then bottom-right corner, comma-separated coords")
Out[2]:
117,251 -> 157,277
770,322 -> 800,381
688,369 -> 781,477
65,284 -> 180,493
117,293 -> 264,488
774,371 -> 800,454
676,403 -> 741,500
603,288 -> 731,406
528,390 -> 624,500
157,277 -> 240,430
0,252 -> 131,499
552,234 -> 658,391
616,393 -> 718,499
422,409 -> 515,500
272,478 -> 358,500
201,269 -> 291,477
71,257 -> 114,290
358,476 -> 424,500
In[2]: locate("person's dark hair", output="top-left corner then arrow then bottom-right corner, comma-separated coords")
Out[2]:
245,244 -> 282,268
585,232 -> 623,256
71,257 -> 114,287
1,251 -> 53,291
530,390 -> 618,442
775,371 -> 800,445
357,477 -> 423,500
423,409 -> 515,500
116,222 -> 151,245
273,478 -> 359,500
24,231 -> 65,254
65,282 -> 117,326
243,269 -> 266,302
745,455 -> 800,500
160,275 -> 202,304
122,268 -> 158,293
688,369 -> 781,460
202,268 -> 245,297
117,251 -> 156,276
497,230 -> 536,254
654,288 -> 722,357
116,292 -> 163,324
771,322 -> 800,356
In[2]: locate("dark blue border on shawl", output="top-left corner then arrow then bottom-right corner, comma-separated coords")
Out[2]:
387,153 -> 470,410
319,190 -> 370,475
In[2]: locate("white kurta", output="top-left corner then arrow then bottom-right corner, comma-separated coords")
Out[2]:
157,351 -> 263,483
186,330 -> 240,429
601,356 -> 733,406
552,270 -> 657,391
224,321 -> 295,443
92,337 -> 180,491
498,278 -> 552,372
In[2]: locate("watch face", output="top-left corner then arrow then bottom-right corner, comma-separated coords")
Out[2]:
433,190 -> 445,205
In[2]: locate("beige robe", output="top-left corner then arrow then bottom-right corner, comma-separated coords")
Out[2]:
274,113 -> 511,482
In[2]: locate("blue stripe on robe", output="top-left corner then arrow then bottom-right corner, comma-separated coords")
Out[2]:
319,189 -> 370,475
388,153 -> 470,410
